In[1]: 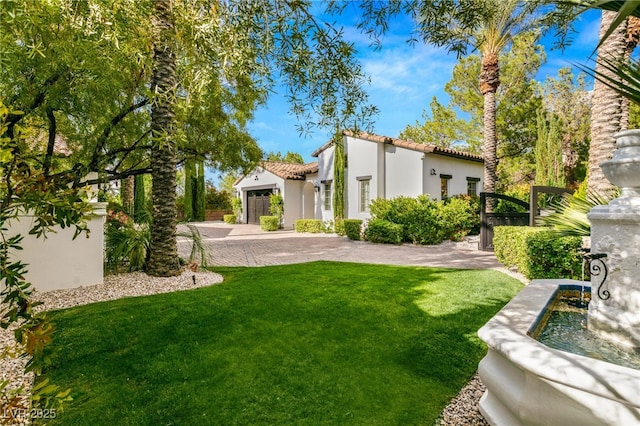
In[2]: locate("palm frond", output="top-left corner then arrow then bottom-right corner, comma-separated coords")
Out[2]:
536,190 -> 615,237
576,55 -> 640,106
177,224 -> 209,268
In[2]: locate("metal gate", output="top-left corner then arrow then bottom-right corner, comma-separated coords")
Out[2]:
479,192 -> 529,251
479,186 -> 574,251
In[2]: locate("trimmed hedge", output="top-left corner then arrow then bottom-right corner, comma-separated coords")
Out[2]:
294,219 -> 324,233
294,219 -> 345,234
493,226 -> 583,279
343,219 -> 362,240
364,219 -> 403,244
260,216 -> 279,232
223,214 -> 236,224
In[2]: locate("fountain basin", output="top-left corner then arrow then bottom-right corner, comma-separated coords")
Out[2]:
478,279 -> 640,426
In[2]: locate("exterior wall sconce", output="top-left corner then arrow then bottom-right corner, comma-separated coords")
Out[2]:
430,168 -> 437,176
314,183 -> 320,193
273,184 -> 280,195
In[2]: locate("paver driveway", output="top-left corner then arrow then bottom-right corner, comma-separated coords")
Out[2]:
178,222 -> 503,270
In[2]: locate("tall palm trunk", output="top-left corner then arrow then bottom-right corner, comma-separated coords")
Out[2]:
480,52 -> 500,211
588,10 -> 627,196
620,16 -> 640,130
121,175 -> 134,216
147,0 -> 180,276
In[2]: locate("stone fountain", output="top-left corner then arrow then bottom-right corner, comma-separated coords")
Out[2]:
477,130 -> 640,425
588,129 -> 640,350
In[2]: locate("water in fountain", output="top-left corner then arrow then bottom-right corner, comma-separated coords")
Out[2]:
531,287 -> 640,370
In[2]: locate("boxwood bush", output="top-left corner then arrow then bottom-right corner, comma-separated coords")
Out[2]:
260,215 -> 279,232
294,219 -> 323,233
223,214 -> 236,224
364,219 -> 403,244
343,219 -> 362,240
493,226 -> 583,279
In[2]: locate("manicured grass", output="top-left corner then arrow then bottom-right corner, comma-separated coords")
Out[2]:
38,261 -> 522,425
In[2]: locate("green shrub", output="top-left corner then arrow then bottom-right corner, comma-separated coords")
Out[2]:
294,219 -> 323,233
364,219 -> 403,244
223,214 -> 236,224
333,218 -> 345,236
369,195 -> 478,244
260,215 -> 279,232
343,219 -> 362,240
105,211 -> 150,273
493,226 -> 582,279
526,230 -> 582,280
269,194 -> 284,227
449,194 -> 480,236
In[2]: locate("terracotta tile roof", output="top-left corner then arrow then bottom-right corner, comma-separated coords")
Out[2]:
313,130 -> 484,163
261,161 -> 318,180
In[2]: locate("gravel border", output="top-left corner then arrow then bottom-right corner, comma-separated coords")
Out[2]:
0,270 -> 222,425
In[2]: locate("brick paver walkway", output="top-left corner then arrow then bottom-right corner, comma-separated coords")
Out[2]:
178,222 -> 503,270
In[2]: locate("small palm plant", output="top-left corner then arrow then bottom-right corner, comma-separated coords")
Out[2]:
536,189 -> 614,236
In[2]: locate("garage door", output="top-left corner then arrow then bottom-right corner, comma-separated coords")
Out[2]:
247,190 -> 272,224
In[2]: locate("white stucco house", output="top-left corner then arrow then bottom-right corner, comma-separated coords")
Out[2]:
233,130 -> 484,227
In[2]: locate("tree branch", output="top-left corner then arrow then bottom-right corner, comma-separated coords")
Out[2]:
43,107 -> 57,178
78,167 -> 152,187
88,98 -> 150,170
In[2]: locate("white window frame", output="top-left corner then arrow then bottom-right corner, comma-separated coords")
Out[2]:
357,177 -> 371,212
323,181 -> 332,210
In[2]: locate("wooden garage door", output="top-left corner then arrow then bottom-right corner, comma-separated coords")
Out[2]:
247,190 -> 272,224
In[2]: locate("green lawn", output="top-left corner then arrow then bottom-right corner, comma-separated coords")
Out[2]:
38,261 -> 522,425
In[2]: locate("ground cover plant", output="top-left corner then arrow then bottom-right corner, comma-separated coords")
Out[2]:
36,262 -> 522,425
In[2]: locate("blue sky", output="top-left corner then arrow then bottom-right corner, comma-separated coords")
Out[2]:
212,6 -> 602,181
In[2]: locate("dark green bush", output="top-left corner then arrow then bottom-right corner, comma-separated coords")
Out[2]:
343,219 -> 362,240
294,219 -> 324,233
493,226 -> 582,279
260,215 -> 279,232
364,219 -> 403,244
223,214 -> 236,224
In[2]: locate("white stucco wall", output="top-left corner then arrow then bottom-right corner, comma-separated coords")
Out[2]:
345,135 -> 380,220
5,202 -> 107,292
422,155 -> 483,199
316,146 -> 335,221
385,145 -> 423,199
283,180 -> 303,228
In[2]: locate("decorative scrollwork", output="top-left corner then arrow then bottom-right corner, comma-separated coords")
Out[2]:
582,251 -> 609,300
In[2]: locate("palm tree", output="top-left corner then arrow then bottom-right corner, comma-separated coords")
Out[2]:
147,0 -> 181,277
473,0 -> 542,209
587,10 -> 628,196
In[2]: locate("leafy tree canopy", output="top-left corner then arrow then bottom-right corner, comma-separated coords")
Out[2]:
265,151 -> 305,164
0,0 -> 377,188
